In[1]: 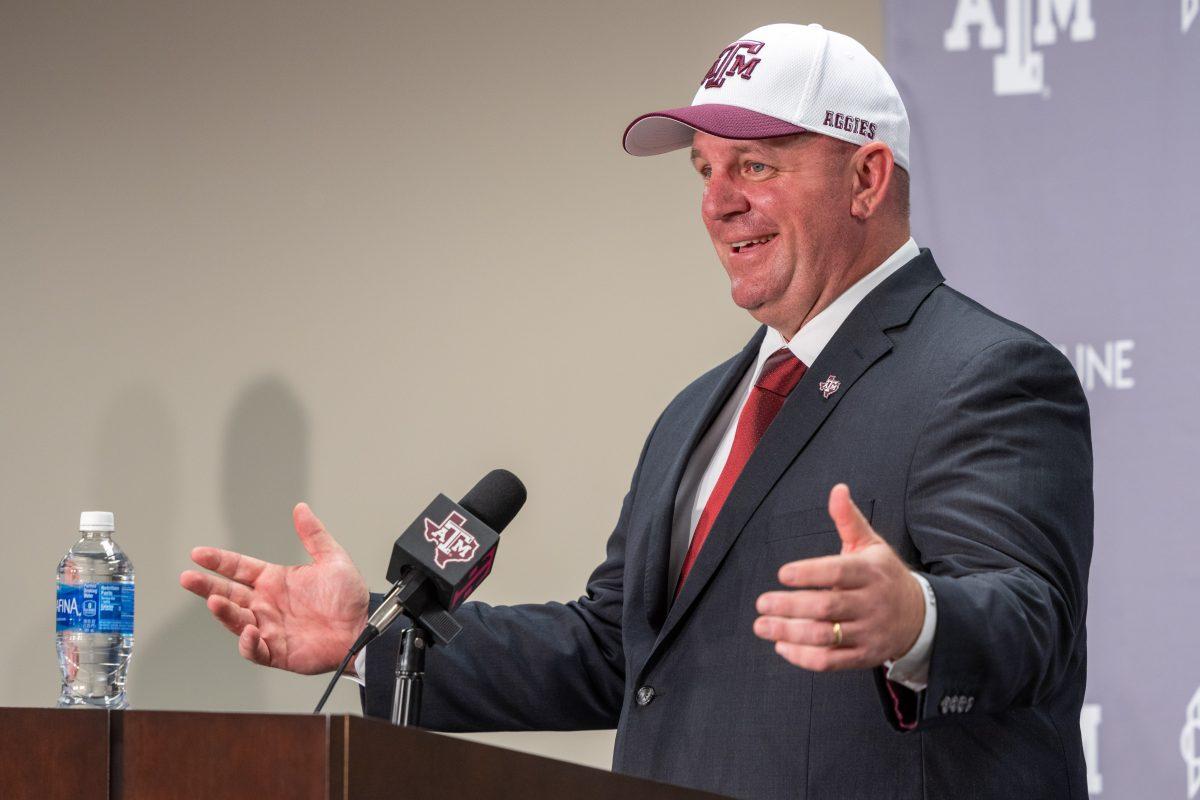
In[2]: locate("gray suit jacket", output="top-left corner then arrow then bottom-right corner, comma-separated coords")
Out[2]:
364,250 -> 1094,799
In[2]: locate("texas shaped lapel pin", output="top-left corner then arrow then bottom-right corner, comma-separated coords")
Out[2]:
818,374 -> 841,399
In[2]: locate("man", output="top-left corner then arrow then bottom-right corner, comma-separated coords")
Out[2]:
181,23 -> 1092,799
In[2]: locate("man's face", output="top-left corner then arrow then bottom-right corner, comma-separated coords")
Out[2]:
690,131 -> 855,335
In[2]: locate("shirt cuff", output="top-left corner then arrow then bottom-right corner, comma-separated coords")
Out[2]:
883,572 -> 936,691
340,647 -> 368,688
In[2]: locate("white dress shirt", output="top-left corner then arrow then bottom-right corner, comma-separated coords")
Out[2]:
668,237 -> 935,690
354,237 -> 936,690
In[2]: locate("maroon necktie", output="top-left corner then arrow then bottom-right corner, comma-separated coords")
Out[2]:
675,347 -> 808,596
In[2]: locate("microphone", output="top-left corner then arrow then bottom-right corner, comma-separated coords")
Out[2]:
360,468 -> 527,649
313,469 -> 526,714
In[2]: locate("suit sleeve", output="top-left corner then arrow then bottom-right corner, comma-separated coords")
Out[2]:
883,337 -> 1093,728
361,416 -> 661,731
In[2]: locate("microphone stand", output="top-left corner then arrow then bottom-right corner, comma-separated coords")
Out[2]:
391,625 -> 429,727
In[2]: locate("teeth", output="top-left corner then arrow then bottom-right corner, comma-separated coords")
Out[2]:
732,234 -> 777,251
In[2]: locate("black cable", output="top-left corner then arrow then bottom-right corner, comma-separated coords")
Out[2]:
313,625 -> 378,714
313,648 -> 355,714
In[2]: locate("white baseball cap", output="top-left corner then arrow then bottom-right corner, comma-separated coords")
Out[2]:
622,23 -> 910,170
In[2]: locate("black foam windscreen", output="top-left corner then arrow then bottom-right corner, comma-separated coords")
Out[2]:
458,469 -> 527,534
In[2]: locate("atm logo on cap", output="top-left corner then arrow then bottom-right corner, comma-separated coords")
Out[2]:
424,511 -> 480,569
702,40 -> 764,88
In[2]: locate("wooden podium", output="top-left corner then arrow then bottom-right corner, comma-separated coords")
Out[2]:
1,707 -> 725,799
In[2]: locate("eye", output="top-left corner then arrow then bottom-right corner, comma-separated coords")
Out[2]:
697,164 -> 712,180
747,161 -> 771,175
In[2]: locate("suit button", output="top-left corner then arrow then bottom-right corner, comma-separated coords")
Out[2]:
636,686 -> 656,706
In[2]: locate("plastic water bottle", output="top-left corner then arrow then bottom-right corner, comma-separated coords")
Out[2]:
56,511 -> 135,709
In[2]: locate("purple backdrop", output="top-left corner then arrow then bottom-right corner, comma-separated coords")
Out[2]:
884,2 -> 1200,797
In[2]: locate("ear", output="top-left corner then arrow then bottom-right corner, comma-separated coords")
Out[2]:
849,143 -> 896,221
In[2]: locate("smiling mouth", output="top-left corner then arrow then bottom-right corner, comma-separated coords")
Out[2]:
730,234 -> 778,254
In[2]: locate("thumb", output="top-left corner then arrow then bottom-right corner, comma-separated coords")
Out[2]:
828,483 -> 880,553
293,502 -> 345,563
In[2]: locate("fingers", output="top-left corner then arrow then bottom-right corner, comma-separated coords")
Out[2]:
755,592 -> 873,670
773,641 -> 869,671
183,546 -> 276,670
206,594 -> 257,635
828,483 -> 880,553
179,570 -> 254,607
239,625 -> 272,666
757,588 -> 853,621
181,568 -> 257,636
182,567 -> 258,636
293,502 -> 345,563
187,503 -> 337,586
778,554 -> 869,589
753,616 -> 848,647
189,546 -> 268,585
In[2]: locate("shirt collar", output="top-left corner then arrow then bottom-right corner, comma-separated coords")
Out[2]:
756,237 -> 921,372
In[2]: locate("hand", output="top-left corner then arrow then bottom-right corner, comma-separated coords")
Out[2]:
752,484 -> 925,671
179,503 -> 370,675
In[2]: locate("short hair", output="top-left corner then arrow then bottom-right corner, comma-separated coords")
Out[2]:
892,165 -> 910,221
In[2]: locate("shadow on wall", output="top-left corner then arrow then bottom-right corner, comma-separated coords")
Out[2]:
136,376 -> 309,711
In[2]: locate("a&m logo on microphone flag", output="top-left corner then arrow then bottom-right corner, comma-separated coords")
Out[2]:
424,511 -> 480,569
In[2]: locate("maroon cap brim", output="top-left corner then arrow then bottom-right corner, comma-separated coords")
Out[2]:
622,104 -> 807,156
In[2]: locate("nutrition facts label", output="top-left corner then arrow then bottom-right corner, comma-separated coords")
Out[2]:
56,582 -> 135,634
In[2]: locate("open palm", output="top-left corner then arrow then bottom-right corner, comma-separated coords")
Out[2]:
180,503 -> 369,675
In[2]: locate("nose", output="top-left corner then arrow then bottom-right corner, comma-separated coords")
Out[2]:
702,170 -> 750,221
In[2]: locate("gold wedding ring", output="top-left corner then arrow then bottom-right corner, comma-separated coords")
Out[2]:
831,621 -> 843,648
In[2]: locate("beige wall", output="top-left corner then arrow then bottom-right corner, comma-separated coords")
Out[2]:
2,0 -> 881,769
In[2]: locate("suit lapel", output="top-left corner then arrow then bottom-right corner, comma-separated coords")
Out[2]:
639,251 -> 945,675
640,328 -> 765,631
